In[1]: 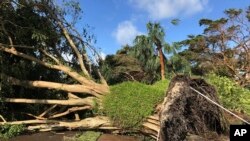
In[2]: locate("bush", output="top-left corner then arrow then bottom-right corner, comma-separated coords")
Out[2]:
0,124 -> 25,139
64,131 -> 101,141
103,80 -> 169,129
206,73 -> 250,115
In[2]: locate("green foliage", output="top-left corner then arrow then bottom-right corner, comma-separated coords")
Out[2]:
0,124 -> 25,139
64,131 -> 101,141
179,6 -> 250,77
206,74 -> 250,114
100,53 -> 142,85
103,80 -> 169,129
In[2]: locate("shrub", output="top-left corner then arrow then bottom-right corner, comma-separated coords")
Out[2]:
0,124 -> 25,139
103,80 -> 169,129
206,73 -> 250,114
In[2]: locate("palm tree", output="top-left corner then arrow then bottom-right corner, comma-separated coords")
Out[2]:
147,22 -> 167,80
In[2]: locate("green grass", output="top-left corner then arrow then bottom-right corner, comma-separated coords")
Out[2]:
103,80 -> 169,129
206,73 -> 250,115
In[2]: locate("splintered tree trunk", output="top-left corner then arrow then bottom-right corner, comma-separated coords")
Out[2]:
158,75 -> 229,141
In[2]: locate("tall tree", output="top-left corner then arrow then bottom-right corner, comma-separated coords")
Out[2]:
179,6 -> 250,84
131,35 -> 161,83
147,22 -> 167,80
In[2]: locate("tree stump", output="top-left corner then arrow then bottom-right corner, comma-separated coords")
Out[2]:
159,75 -> 229,141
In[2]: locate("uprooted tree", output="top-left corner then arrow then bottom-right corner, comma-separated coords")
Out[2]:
158,75 -> 229,141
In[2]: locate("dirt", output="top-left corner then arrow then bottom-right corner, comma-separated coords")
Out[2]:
7,131 -> 141,141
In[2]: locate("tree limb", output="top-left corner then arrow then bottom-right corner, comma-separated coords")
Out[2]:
3,97 -> 95,106
0,115 -> 7,123
3,74 -> 103,95
0,116 -> 113,130
42,5 -> 90,77
48,106 -> 91,119
38,105 -> 57,117
0,46 -> 109,94
40,48 -> 60,64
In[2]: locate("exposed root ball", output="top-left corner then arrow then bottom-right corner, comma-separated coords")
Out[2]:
159,75 -> 228,141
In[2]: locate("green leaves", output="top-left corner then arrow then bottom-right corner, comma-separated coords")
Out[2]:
206,74 -> 250,114
31,30 -> 48,42
224,8 -> 242,19
199,19 -> 213,26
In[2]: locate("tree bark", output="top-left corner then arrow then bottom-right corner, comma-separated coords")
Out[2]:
3,73 -> 108,97
48,106 -> 91,119
0,46 -> 109,95
0,116 -> 116,131
4,98 -> 95,106
154,37 -> 165,80
158,48 -> 165,80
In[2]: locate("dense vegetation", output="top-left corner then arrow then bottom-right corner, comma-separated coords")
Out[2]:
0,124 -> 25,140
207,74 -> 250,115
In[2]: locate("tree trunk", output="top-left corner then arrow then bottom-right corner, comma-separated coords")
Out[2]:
3,73 -> 108,97
158,48 -> 165,80
4,98 -> 95,106
154,36 -> 165,80
0,116 -> 115,130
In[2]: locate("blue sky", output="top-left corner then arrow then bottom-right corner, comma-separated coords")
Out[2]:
78,0 -> 249,57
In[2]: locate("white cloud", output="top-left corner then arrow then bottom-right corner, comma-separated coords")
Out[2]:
113,21 -> 143,45
129,0 -> 208,20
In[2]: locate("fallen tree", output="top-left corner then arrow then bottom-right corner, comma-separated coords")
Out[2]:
0,0 -> 111,135
0,1 -> 160,139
